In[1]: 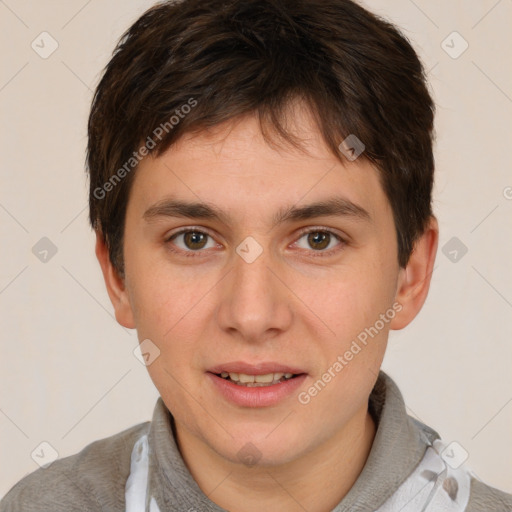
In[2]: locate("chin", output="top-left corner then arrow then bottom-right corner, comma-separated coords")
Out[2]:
211,426 -> 310,468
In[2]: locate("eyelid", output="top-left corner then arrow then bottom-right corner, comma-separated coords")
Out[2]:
164,226 -> 216,243
293,225 -> 347,240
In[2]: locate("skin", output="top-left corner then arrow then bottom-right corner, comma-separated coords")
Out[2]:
96,101 -> 438,512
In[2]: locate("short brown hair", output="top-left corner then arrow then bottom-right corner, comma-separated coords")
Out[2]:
87,0 -> 435,275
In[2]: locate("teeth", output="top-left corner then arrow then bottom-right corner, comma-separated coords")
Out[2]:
255,373 -> 277,383
220,371 -> 296,386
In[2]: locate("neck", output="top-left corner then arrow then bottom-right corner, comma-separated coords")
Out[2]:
175,405 -> 376,512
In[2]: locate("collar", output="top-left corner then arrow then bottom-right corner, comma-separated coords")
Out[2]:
332,371 -> 439,511
146,370 -> 439,511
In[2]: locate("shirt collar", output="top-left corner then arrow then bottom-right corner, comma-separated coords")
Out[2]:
147,370 -> 439,511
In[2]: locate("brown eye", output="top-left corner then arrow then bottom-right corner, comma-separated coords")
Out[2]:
168,230 -> 215,252
306,231 -> 331,250
182,231 -> 208,250
294,228 -> 346,255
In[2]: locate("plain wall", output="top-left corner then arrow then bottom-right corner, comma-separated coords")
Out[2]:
1,0 -> 511,498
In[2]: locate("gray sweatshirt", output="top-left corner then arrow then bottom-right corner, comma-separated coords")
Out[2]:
1,371 -> 511,511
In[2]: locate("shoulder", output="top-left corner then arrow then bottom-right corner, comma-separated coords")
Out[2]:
0,420 -> 149,512
400,421 -> 512,512
466,476 -> 512,511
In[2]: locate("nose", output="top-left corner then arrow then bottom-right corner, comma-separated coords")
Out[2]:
215,239 -> 293,344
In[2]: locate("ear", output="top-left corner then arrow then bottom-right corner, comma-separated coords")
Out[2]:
390,216 -> 439,330
95,231 -> 136,329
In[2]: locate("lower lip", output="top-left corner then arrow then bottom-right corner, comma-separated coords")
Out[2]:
206,372 -> 307,408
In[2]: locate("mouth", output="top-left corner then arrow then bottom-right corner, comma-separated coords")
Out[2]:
212,371 -> 304,387
207,361 -> 307,388
206,366 -> 308,407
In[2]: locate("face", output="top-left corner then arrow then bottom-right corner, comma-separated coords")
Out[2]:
98,103 -> 437,470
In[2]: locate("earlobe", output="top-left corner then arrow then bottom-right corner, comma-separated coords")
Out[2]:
390,216 -> 439,330
95,231 -> 136,329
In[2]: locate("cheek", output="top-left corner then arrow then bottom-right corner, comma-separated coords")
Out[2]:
128,270 -> 207,407
125,243 -> 193,330
125,256 -> 221,368
297,261 -> 394,417
296,258 -> 396,344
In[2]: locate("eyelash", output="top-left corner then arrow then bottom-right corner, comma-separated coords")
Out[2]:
165,227 -> 347,258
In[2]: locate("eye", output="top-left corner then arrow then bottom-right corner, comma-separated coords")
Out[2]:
165,227 -> 346,258
293,228 -> 346,255
166,229 -> 217,255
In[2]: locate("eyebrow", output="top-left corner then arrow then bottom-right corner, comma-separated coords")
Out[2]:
143,196 -> 371,228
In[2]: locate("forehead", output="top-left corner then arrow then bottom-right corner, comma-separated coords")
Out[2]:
129,105 -> 391,227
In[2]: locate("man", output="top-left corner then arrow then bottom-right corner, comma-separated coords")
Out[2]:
2,0 -> 511,510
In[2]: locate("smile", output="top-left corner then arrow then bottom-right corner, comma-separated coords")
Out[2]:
218,371 -> 297,387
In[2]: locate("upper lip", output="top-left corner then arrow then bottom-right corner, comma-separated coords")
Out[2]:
208,361 -> 307,375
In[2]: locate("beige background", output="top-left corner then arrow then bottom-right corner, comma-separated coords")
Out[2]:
1,0 -> 511,499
